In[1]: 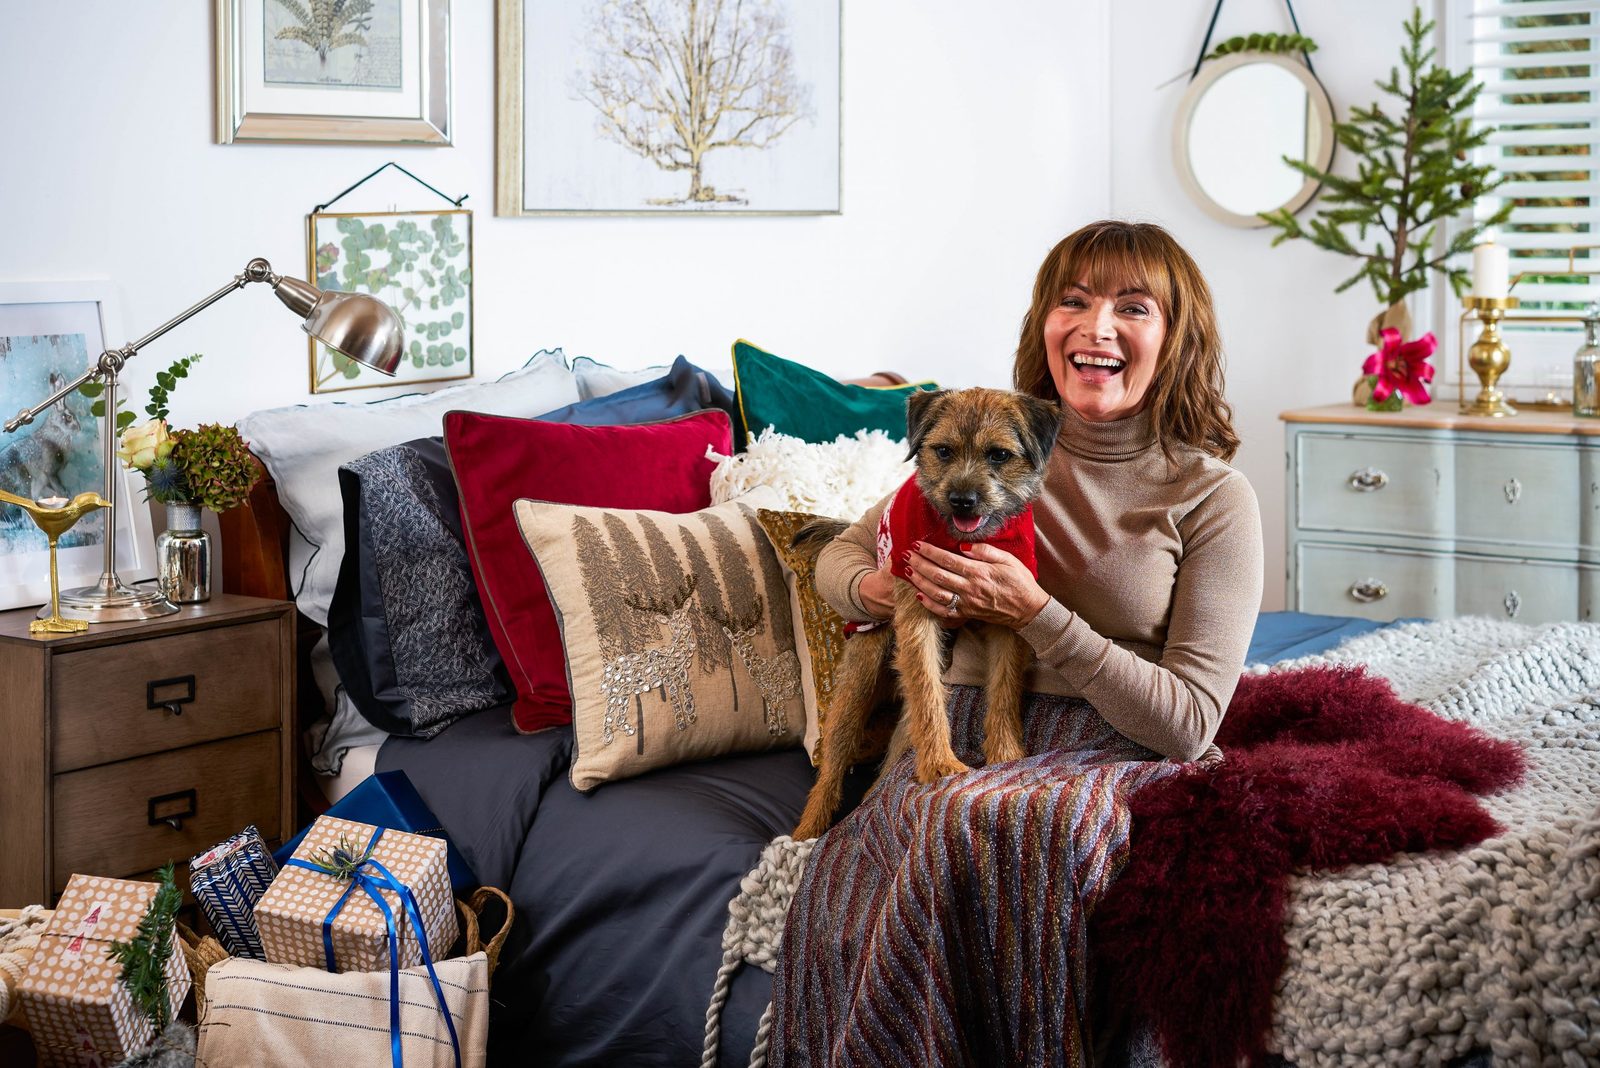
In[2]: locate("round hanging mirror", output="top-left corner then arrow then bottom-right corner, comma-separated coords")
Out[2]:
1173,52 -> 1334,228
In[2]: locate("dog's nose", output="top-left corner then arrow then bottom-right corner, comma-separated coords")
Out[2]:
947,490 -> 978,515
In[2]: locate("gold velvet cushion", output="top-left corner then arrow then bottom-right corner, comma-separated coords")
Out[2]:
753,509 -> 853,766
515,487 -> 804,790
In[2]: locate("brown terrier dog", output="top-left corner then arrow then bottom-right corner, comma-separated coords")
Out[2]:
792,387 -> 1063,840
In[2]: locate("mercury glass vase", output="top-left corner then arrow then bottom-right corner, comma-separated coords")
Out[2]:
157,501 -> 211,604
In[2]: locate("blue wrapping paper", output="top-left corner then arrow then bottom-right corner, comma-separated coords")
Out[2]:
190,824 -> 278,959
274,770 -> 479,891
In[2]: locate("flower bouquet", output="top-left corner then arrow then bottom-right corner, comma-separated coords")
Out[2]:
110,355 -> 258,514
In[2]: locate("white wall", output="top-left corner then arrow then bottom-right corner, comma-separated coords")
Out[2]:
1109,0 -> 1417,610
1,0 -> 1111,436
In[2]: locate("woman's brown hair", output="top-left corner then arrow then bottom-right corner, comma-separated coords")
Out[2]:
1013,220 -> 1240,462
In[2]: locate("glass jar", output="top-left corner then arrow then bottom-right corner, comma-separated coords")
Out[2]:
1576,307 -> 1600,418
157,501 -> 211,603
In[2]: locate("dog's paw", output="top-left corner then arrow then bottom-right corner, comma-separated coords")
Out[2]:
915,753 -> 972,784
983,736 -> 1025,766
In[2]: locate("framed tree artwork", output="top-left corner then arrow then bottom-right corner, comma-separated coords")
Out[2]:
215,0 -> 452,145
0,281 -> 158,611
306,208 -> 474,393
496,0 -> 841,215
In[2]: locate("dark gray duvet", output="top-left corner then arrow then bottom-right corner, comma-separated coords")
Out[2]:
378,711 -> 871,1067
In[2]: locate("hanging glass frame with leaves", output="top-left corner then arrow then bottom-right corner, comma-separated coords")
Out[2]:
305,208 -> 473,393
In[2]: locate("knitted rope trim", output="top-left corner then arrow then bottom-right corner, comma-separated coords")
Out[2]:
701,836 -> 815,1068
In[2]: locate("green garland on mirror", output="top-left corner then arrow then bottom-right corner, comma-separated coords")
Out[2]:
1260,6 -> 1512,308
1204,32 -> 1318,61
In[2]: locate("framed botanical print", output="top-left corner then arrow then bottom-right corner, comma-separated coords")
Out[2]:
307,208 -> 474,393
0,281 -> 158,611
215,0 -> 452,145
496,0 -> 841,216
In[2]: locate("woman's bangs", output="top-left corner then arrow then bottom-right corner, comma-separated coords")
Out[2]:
1061,232 -> 1171,313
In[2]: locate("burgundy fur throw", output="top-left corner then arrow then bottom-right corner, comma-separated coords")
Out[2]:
1091,665 -> 1525,1068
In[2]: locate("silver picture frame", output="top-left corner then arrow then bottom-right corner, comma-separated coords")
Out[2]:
215,0 -> 452,145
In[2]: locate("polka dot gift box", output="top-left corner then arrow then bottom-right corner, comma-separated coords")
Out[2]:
17,874 -> 190,1067
253,815 -> 458,973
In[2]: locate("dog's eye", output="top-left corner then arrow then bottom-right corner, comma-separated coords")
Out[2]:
987,448 -> 1013,464
930,445 -> 953,461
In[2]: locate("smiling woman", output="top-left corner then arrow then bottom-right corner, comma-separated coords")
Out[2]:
782,219 -> 1266,1062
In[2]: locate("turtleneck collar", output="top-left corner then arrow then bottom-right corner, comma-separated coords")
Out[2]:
1054,401 -> 1158,461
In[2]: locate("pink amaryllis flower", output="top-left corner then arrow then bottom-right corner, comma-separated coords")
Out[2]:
1363,328 -> 1437,405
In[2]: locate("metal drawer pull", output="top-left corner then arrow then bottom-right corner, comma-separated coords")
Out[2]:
1505,591 -> 1521,619
1504,478 -> 1522,504
148,788 -> 197,831
147,675 -> 196,717
1349,579 -> 1389,603
1348,467 -> 1389,492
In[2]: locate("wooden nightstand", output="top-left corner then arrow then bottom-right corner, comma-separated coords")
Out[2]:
0,593 -> 294,906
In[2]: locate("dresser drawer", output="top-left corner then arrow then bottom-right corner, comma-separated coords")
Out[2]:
1295,544 -> 1447,621
1454,556 -> 1586,624
51,620 -> 282,772
51,732 -> 280,893
1296,435 -> 1449,539
1454,442 -> 1577,550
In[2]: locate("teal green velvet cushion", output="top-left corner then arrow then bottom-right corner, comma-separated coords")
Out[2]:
731,340 -> 937,445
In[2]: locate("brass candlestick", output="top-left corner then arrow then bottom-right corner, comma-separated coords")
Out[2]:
1461,295 -> 1521,417
0,488 -> 112,635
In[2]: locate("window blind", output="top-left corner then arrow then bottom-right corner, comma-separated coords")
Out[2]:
1448,0 -> 1598,387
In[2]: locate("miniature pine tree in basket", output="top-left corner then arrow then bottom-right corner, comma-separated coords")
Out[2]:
1261,5 -> 1513,339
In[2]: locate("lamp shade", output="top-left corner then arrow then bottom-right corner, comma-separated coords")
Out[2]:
272,275 -> 404,376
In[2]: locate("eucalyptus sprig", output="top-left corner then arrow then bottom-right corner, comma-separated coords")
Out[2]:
1205,32 -> 1318,62
78,354 -> 203,436
107,863 -> 183,1031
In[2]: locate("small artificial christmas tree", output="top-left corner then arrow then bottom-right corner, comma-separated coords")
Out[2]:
1261,5 -> 1512,342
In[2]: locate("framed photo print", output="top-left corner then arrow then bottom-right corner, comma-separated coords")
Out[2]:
496,0 -> 841,216
215,0 -> 452,145
0,281 -> 158,611
307,208 -> 474,393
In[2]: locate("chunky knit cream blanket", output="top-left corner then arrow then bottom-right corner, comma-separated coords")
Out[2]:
1259,618 -> 1600,1067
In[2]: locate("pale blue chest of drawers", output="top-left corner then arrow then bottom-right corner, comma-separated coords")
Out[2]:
1282,404 -> 1600,624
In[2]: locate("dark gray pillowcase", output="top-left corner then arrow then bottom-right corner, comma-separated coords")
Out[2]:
328,356 -> 737,737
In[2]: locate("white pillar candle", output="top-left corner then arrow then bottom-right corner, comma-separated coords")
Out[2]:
1473,241 -> 1509,299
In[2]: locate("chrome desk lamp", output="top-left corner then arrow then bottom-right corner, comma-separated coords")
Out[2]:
2,258 -> 403,623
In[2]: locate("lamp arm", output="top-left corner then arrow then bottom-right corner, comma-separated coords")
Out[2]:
3,258 -> 287,435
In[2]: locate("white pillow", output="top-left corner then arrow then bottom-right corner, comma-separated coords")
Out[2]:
572,355 -> 735,401
708,427 -> 914,521
237,350 -> 581,626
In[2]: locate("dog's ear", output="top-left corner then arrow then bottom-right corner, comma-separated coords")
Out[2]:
1016,393 -> 1065,470
904,389 -> 950,460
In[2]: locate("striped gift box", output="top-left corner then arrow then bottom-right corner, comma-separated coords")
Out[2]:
189,826 -> 279,960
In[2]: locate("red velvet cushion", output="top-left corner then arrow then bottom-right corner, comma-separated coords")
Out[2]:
445,409 -> 732,732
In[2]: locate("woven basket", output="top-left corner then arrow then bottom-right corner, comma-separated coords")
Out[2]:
179,886 -> 514,1015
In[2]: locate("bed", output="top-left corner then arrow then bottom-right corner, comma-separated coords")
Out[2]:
220,366 -> 1599,1066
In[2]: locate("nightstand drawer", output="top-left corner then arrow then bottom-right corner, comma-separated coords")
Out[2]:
51,732 -> 280,892
51,620 -> 282,772
1454,442 -> 1577,550
1296,435 -> 1449,539
1296,543 -> 1446,621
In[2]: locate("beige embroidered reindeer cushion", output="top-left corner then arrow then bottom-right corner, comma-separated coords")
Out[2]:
514,487 -> 804,790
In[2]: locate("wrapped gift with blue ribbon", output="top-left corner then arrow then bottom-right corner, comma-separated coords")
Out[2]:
256,816 -> 463,1068
274,770 -> 479,892
190,824 -> 279,959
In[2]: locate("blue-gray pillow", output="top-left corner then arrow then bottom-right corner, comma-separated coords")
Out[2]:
327,356 -> 737,736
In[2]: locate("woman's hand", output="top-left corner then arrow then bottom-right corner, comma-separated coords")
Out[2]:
903,541 -> 1051,630
857,563 -> 898,620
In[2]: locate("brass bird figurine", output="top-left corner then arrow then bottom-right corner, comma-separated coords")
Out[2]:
0,488 -> 111,634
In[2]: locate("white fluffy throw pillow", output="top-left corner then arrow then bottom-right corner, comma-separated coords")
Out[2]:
708,428 -> 913,522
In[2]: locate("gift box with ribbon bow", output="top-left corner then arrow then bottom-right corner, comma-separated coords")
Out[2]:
254,816 -> 459,975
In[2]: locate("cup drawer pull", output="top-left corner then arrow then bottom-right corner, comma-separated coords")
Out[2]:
1348,467 -> 1389,492
1349,579 -> 1389,603
148,787 -> 198,831
147,675 -> 196,717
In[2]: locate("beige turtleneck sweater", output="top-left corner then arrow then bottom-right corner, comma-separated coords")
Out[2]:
814,403 -> 1263,761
